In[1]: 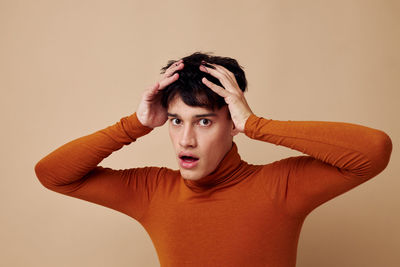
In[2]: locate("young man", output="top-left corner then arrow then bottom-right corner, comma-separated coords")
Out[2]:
35,52 -> 392,267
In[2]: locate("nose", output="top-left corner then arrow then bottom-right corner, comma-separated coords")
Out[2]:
179,124 -> 197,148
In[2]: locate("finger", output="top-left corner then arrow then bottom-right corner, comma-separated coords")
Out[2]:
202,77 -> 229,98
209,63 -> 236,81
199,64 -> 236,93
164,60 -> 184,78
201,63 -> 241,93
147,81 -> 161,95
159,72 -> 179,90
142,81 -> 161,102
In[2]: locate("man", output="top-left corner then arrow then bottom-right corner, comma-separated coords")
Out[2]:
35,52 -> 392,267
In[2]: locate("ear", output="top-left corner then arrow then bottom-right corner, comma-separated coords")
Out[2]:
230,122 -> 240,137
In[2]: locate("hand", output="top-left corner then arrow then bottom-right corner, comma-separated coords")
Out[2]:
136,59 -> 184,128
199,62 -> 253,133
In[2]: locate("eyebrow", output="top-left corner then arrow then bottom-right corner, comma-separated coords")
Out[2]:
167,113 -> 217,118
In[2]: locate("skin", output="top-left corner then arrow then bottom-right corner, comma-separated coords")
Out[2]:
136,59 -> 254,180
167,96 -> 235,180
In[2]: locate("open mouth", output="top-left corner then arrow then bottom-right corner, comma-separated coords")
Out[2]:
180,155 -> 199,162
178,154 -> 199,169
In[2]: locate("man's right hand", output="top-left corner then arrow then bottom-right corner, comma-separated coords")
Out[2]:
136,59 -> 184,128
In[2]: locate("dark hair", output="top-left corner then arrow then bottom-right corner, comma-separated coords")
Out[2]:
159,51 -> 247,110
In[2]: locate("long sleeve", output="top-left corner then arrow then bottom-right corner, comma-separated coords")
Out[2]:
34,112 -> 164,220
244,114 -> 393,217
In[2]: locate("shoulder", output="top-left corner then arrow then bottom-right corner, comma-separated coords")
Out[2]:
250,155 -> 320,175
99,165 -> 178,182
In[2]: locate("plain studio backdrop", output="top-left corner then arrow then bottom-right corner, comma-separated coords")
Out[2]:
0,0 -> 398,266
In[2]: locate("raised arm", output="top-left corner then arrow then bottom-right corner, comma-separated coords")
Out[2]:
34,60 -> 185,220
245,114 -> 392,179
199,61 -> 392,217
245,114 -> 392,217
34,113 -> 159,219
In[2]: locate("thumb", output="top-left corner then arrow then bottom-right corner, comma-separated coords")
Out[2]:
144,82 -> 161,101
149,82 -> 160,94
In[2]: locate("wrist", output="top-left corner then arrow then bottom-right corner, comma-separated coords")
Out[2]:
131,112 -> 154,132
238,112 -> 253,133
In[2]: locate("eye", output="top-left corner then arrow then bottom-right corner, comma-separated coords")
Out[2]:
170,118 -> 181,125
199,118 -> 211,127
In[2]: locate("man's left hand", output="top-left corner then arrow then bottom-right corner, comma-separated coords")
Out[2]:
199,62 -> 253,134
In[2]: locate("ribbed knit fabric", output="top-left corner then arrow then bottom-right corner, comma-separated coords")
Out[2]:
34,113 -> 392,267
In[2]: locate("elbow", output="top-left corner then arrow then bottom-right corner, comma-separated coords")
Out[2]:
34,160 -> 53,189
367,130 -> 393,177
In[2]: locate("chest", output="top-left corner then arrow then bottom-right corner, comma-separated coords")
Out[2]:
140,182 -> 301,260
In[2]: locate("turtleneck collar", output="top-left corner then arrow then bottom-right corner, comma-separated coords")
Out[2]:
182,142 -> 246,192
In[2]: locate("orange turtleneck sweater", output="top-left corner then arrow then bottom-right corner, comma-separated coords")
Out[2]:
34,113 -> 392,267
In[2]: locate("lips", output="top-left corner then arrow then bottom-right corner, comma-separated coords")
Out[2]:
178,152 -> 199,169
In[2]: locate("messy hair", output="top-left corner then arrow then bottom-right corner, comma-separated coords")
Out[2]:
159,51 -> 247,110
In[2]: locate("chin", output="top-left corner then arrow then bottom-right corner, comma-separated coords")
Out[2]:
179,169 -> 204,181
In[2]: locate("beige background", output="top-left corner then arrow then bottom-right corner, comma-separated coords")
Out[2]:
1,0 -> 398,266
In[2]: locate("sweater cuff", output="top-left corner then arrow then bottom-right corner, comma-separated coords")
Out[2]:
244,114 -> 271,139
120,112 -> 154,141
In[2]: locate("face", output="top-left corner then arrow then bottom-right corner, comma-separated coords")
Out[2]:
167,96 -> 236,181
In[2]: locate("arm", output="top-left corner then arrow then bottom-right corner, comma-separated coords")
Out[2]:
35,59 -> 185,220
199,62 -> 393,217
244,114 -> 392,217
34,113 -> 161,220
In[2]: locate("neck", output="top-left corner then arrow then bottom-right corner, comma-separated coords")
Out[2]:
183,142 -> 245,192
